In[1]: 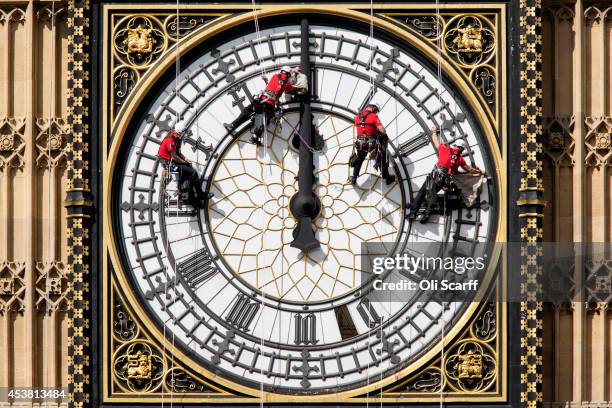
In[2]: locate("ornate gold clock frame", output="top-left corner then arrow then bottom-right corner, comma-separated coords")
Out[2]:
92,2 -> 520,406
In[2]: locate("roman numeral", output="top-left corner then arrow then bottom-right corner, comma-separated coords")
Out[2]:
294,313 -> 318,345
398,132 -> 429,157
225,294 -> 259,332
334,305 -> 358,340
177,247 -> 218,289
357,297 -> 382,328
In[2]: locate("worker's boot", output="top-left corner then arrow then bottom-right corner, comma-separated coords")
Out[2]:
419,211 -> 431,224
384,174 -> 396,185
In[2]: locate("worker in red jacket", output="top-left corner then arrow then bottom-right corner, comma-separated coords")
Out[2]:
158,129 -> 211,208
349,102 -> 396,186
224,66 -> 300,145
408,128 -> 485,223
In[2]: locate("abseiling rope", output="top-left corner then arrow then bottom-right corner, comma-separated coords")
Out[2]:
365,1 -> 374,406
162,2 -> 182,407
44,0 -> 57,394
251,0 -> 271,159
248,3 -> 268,406
434,1 -> 447,407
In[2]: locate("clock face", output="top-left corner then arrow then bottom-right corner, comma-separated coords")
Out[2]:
113,21 -> 497,394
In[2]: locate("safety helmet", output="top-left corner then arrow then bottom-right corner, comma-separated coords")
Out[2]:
452,139 -> 467,150
280,65 -> 292,74
368,102 -> 381,112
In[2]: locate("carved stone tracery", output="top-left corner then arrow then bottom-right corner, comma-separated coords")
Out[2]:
0,7 -> 26,26
543,116 -> 575,168
35,118 -> 69,168
585,116 -> 612,167
35,261 -> 68,313
0,118 -> 26,170
0,261 -> 26,314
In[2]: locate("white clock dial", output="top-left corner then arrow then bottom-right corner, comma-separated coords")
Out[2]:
208,111 -> 403,302
113,21 -> 497,394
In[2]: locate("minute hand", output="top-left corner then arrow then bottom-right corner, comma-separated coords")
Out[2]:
290,18 -> 320,253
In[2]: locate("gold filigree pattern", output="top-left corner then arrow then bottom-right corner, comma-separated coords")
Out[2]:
401,14 -> 444,40
383,11 -> 499,123
110,284 -> 230,397
377,301 -> 499,397
109,11 -> 223,122
403,368 -> 444,392
164,14 -> 215,41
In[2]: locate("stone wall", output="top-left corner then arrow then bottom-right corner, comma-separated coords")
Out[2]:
542,0 -> 612,405
0,1 -> 70,402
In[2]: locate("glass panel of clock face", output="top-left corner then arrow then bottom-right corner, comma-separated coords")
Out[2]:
114,21 -> 496,394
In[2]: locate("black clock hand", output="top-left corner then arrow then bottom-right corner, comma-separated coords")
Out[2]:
290,19 -> 320,253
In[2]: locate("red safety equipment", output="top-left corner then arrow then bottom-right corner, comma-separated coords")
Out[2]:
435,144 -> 466,174
354,109 -> 382,137
260,72 -> 293,107
158,131 -> 179,161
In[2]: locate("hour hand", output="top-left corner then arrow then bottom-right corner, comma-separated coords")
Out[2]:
289,105 -> 320,252
290,196 -> 320,252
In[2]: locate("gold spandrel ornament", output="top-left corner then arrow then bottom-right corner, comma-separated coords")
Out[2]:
110,284 -> 231,397
379,302 -> 499,398
382,11 -> 499,122
113,341 -> 165,393
109,11 -> 224,123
